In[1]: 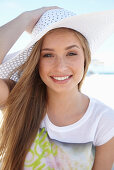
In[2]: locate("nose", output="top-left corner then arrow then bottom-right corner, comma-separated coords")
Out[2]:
54,57 -> 68,72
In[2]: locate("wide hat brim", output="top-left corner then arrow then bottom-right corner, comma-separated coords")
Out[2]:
0,9 -> 114,81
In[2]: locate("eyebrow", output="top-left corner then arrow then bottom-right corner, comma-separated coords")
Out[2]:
41,45 -> 80,51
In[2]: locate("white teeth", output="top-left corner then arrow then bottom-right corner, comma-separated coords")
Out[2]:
52,76 -> 70,80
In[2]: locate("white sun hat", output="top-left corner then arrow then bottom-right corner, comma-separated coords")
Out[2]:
0,8 -> 114,81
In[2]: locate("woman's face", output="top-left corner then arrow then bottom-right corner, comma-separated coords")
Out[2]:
39,29 -> 85,93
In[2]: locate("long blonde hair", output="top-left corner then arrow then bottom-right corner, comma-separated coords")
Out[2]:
0,28 -> 91,169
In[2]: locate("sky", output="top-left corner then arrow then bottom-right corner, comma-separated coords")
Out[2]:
0,0 -> 114,63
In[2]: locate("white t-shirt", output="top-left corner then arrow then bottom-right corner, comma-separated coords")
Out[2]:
40,97 -> 114,146
24,97 -> 114,169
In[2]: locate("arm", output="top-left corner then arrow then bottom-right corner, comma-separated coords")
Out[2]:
0,79 -> 10,108
0,6 -> 60,64
0,79 -> 16,108
92,137 -> 114,170
0,12 -> 29,64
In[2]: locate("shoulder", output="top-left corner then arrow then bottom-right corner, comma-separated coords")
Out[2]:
89,98 -> 114,169
90,97 -> 114,146
90,97 -> 114,113
88,97 -> 114,124
3,79 -> 16,91
89,97 -> 114,120
0,78 -> 16,109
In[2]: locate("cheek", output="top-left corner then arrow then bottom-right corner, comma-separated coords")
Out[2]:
73,57 -> 85,71
39,61 -> 45,77
39,60 -> 50,79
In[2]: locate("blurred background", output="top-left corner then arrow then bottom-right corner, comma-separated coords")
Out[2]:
0,0 -> 114,127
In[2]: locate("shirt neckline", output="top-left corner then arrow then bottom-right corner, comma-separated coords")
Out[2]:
44,97 -> 93,132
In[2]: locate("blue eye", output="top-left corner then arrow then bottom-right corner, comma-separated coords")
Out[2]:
43,54 -> 53,57
68,52 -> 77,56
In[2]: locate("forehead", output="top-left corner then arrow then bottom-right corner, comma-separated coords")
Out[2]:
42,28 -> 82,47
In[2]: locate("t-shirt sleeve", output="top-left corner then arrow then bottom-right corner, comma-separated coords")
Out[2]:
93,108 -> 114,146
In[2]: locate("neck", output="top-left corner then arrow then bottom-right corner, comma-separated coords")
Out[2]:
46,87 -> 89,125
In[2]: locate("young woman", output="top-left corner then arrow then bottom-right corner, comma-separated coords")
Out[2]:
0,7 -> 114,170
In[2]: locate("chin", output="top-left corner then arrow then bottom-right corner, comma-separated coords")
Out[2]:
47,85 -> 78,94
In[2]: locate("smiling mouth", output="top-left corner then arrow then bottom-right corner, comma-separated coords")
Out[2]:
50,75 -> 72,81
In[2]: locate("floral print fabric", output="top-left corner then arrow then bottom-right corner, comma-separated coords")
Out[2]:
24,128 -> 95,170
